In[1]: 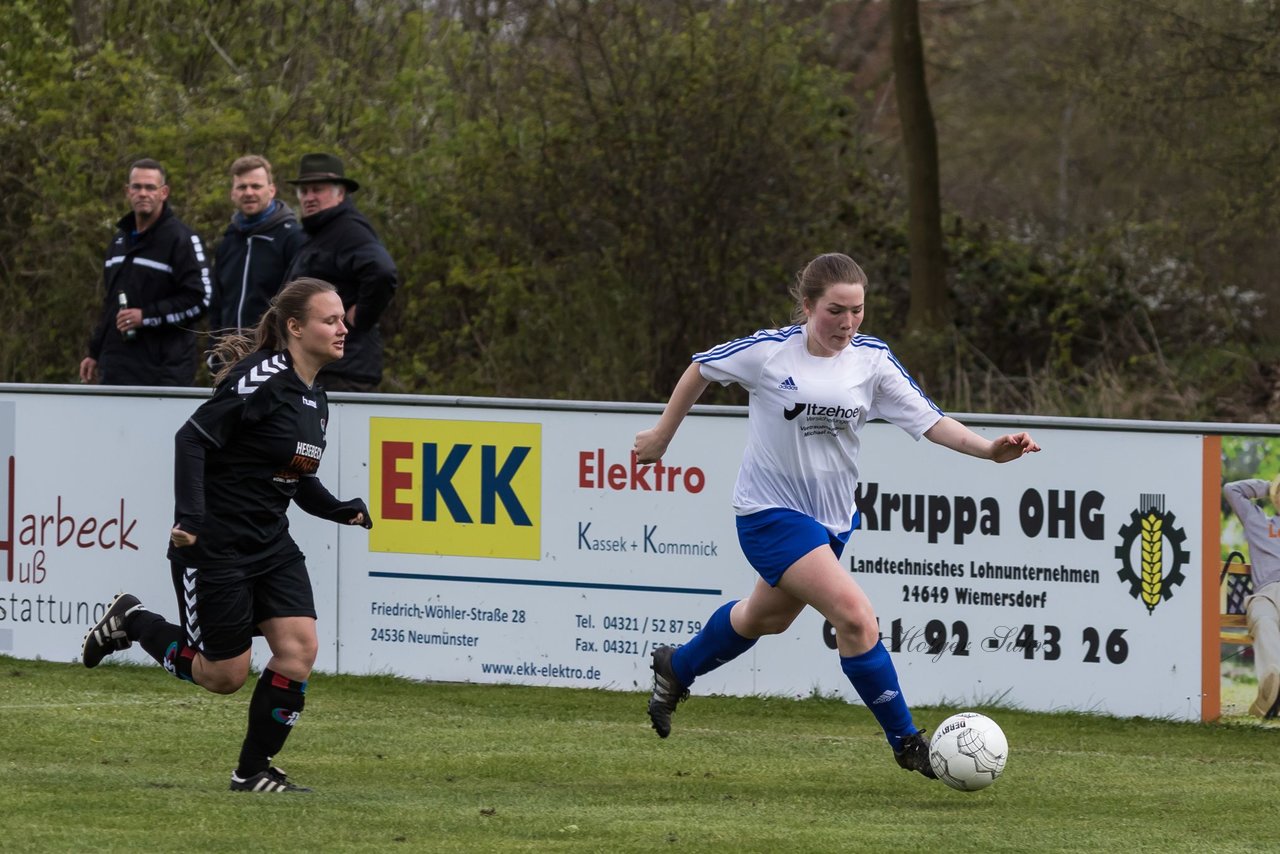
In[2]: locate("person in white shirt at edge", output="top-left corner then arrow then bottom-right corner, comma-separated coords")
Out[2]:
635,252 -> 1041,779
1223,476 -> 1280,718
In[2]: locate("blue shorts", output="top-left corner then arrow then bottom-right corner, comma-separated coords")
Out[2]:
735,507 -> 857,586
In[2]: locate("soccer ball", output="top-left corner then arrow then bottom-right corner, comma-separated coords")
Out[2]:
928,712 -> 1008,791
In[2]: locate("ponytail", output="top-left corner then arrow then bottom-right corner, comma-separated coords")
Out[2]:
210,277 -> 338,385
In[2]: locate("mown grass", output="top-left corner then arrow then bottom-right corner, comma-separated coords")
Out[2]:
4,654 -> 1279,853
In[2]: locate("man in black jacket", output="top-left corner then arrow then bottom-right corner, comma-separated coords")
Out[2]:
284,153 -> 398,391
210,155 -> 304,334
80,159 -> 211,386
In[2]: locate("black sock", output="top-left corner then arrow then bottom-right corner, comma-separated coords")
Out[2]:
129,610 -> 178,661
236,668 -> 307,777
129,610 -> 196,682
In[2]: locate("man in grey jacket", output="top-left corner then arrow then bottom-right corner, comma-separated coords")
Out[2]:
1223,477 -> 1280,718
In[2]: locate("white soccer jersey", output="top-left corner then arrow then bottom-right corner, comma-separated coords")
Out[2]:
695,325 -> 944,535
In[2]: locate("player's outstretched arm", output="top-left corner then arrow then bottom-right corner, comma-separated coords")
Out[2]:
924,416 -> 1041,463
295,477 -> 374,529
634,362 -> 710,464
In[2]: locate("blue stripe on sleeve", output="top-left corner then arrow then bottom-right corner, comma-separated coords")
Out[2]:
695,325 -> 802,363
852,335 -> 945,417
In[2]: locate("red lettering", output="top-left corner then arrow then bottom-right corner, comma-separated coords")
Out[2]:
629,451 -> 652,491
17,496 -> 139,550
99,517 -> 118,549
578,450 -> 596,488
118,500 -> 137,550
382,441 -> 414,520
77,517 -> 98,548
652,458 -> 667,491
607,464 -> 627,490
578,449 -> 707,494
665,465 -> 681,491
18,548 -> 46,584
58,496 -> 75,546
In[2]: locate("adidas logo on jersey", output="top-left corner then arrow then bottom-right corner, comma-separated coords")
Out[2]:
871,689 -> 900,705
778,376 -> 798,391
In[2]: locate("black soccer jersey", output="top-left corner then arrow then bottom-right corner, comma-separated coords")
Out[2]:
170,350 -> 332,568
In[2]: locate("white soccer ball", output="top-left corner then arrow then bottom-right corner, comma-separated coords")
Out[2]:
928,712 -> 1008,791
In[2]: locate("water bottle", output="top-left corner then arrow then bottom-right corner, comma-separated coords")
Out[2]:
118,292 -> 136,341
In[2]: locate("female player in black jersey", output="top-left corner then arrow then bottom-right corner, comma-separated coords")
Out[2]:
81,277 -> 372,793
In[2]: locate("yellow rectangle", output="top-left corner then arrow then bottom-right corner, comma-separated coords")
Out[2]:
369,417 -> 541,559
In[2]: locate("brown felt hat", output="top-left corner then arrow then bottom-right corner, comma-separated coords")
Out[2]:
286,152 -> 359,191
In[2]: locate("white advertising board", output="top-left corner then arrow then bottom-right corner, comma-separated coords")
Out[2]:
335,406 -> 749,696
0,393 -> 341,673
336,405 -> 1207,720
758,427 -> 1206,720
0,387 -> 1222,720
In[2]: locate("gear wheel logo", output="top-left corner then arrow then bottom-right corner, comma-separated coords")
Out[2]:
1114,497 -> 1189,614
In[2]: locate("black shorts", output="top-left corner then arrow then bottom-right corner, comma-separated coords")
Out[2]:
169,552 -> 317,661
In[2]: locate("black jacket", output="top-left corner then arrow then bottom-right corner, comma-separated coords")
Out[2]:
210,200 -> 305,332
286,200 -> 398,386
88,203 -> 210,386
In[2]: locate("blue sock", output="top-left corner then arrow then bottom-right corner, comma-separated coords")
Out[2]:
670,600 -> 757,687
840,641 -> 917,749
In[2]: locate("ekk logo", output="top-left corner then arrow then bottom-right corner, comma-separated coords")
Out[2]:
370,418 -> 541,559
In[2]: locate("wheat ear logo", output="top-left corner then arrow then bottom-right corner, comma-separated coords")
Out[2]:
1114,494 -> 1189,614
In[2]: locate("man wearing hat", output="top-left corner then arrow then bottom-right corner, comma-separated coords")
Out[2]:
284,152 -> 398,391
1224,475 -> 1280,718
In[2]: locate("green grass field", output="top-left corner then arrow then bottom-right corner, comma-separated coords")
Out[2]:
4,654 -> 1279,853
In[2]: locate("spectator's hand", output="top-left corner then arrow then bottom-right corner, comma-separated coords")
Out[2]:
170,526 -> 197,548
78,357 -> 98,384
116,307 -> 143,335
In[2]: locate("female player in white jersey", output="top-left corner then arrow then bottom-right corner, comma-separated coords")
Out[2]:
635,252 -> 1040,779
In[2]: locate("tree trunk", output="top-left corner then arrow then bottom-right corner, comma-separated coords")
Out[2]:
890,0 -> 948,335
71,0 -> 98,48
